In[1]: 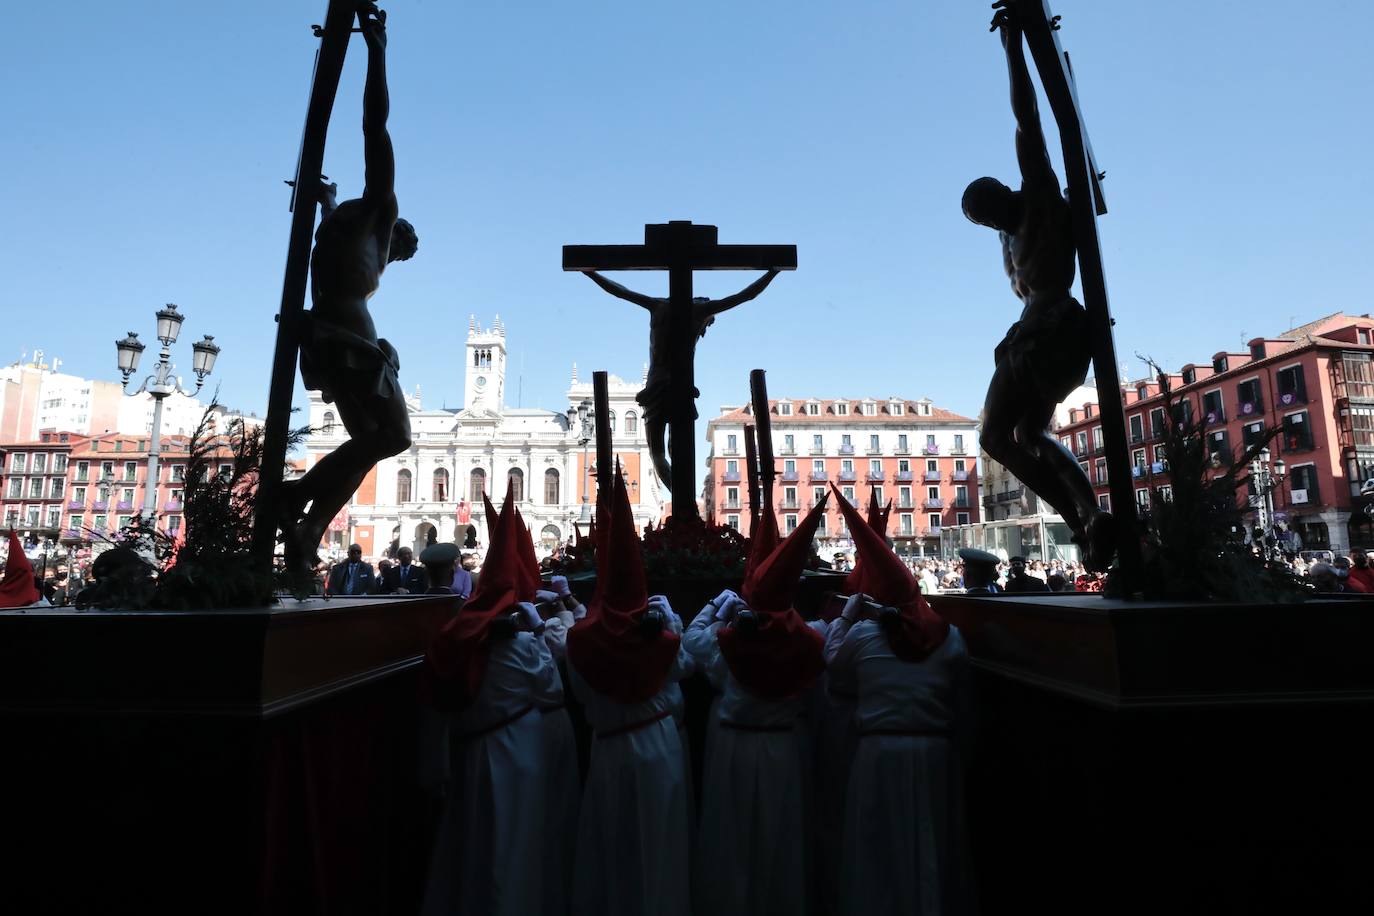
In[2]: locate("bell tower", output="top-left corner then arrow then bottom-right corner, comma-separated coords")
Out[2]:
464,315 -> 507,412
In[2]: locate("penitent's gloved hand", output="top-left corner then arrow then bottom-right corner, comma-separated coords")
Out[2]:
841,593 -> 867,623
550,575 -> 572,598
515,602 -> 543,631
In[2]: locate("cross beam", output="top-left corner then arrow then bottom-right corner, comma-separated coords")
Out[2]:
1021,0 -> 1143,590
564,221 -> 796,524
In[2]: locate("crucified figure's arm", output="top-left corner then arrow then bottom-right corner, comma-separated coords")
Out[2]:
583,271 -> 661,310
992,1 -> 1057,191
359,4 -> 399,249
695,270 -> 780,319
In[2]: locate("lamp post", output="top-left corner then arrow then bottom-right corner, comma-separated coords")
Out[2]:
1249,446 -> 1287,557
115,304 -> 221,517
569,397 -> 594,523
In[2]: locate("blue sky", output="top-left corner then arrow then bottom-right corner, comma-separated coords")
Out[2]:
5,1 -> 1370,431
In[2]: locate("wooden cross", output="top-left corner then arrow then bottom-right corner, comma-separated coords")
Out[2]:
1019,0 -> 1143,588
564,221 -> 796,523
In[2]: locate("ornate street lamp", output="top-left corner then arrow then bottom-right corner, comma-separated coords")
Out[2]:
569,397 -> 595,522
115,303 -> 221,517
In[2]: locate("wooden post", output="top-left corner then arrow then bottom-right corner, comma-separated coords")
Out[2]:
593,371 -> 613,499
251,0 -> 357,568
750,370 -> 776,516
743,422 -> 761,530
1022,0 -> 1144,590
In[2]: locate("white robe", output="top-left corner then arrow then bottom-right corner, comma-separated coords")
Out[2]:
809,618 -> 857,916
567,643 -> 695,916
824,619 -> 975,916
686,615 -> 816,916
540,611 -> 582,916
421,632 -> 563,916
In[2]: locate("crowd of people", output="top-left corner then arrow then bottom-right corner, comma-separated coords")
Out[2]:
416,479 -> 972,916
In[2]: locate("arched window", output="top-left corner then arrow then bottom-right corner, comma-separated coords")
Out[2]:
433,468 -> 449,502
469,468 -> 486,502
607,410 -> 616,433
396,469 -> 412,503
540,524 -> 561,551
508,468 -> 525,502
321,411 -> 336,434
624,410 -> 638,435
544,468 -> 560,504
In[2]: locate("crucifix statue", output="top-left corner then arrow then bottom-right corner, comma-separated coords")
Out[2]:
252,1 -> 417,579
565,222 -> 796,523
962,0 -> 1141,580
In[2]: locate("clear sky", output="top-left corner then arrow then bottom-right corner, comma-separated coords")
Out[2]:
5,1 -> 1370,434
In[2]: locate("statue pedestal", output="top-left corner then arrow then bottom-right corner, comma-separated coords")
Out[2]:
929,594 -> 1374,912
0,596 -> 454,915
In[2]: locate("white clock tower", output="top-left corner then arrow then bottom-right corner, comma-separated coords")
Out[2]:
463,314 -> 507,413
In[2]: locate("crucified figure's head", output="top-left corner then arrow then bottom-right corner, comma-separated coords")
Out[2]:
962,177 -> 1020,233
389,218 -> 419,262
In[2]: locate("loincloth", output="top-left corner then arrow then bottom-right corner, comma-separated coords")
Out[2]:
299,314 -> 401,405
994,297 -> 1092,405
636,376 -> 698,424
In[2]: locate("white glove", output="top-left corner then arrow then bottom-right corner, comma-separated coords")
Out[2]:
841,593 -> 866,623
550,575 -> 572,598
515,601 -> 543,630
648,594 -> 680,630
712,588 -> 739,608
535,589 -> 561,604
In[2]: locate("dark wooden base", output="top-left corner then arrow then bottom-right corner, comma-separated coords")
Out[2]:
929,594 -> 1374,914
0,596 -> 456,915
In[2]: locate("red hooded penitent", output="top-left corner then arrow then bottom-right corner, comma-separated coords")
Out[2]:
566,470 -> 682,704
832,484 -> 949,661
718,495 -> 828,700
0,530 -> 40,609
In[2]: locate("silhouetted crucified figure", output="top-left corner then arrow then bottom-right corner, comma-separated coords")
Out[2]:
582,269 -> 779,486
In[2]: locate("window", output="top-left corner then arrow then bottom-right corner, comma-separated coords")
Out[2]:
861,401 -> 876,417
73,487 -> 86,504
469,468 -> 486,501
1173,398 -> 1194,429
727,515 -> 740,530
1350,406 -> 1374,448
726,459 -> 739,476
46,506 -> 60,528
1129,414 -> 1144,442
322,411 -> 336,433
869,434 -> 880,452
812,434 -> 823,452
69,514 -> 82,529
1152,445 -> 1168,465
1182,367 -> 1196,385
927,513 -> 941,530
841,458 -> 854,474
1361,329 -> 1373,346
1276,365 -> 1307,405
1092,427 -> 1104,452
869,459 -> 882,477
76,461 -> 89,481
544,469 -> 560,504
812,459 -> 825,474
433,468 -> 449,501
806,402 -> 821,416
1213,355 -> 1229,374
927,459 -> 938,473
779,402 -> 792,416
726,486 -> 740,508
5,479 -> 20,499
900,514 -> 914,536
955,485 -> 969,506
1209,429 -> 1231,466
783,434 -> 795,454
1289,464 -> 1319,504
1075,432 -> 1088,456
812,486 -> 825,506
890,401 -> 905,416
171,464 -> 185,483
26,507 -> 40,526
1241,420 -> 1266,449
123,461 -> 138,481
897,434 -> 909,453
1132,448 -> 1147,470
956,512 -> 970,526
28,479 -> 43,499
1136,488 -> 1151,509
93,514 -> 107,531
624,411 -> 638,434
873,486 -> 884,504
785,515 -> 798,533
925,434 -> 937,454
954,459 -> 966,473
121,487 -> 134,504
1149,408 -> 1166,439
53,454 -> 67,473
167,515 -> 182,534
1202,390 -> 1225,424
1236,378 -> 1263,414
840,434 -> 853,452
783,486 -> 798,507
396,469 -> 413,503
101,461 -> 114,480
842,486 -> 855,502
835,402 -> 849,416
10,453 -> 26,473
117,515 -> 132,530
726,433 -> 738,453
508,468 -> 525,502
1099,494 -> 1111,511
115,440 -> 123,452
32,453 -> 47,474
927,485 -> 940,499
1095,458 -> 1107,483
1282,412 -> 1313,451
899,485 -> 912,506
607,411 -> 616,433
1157,485 -> 1174,502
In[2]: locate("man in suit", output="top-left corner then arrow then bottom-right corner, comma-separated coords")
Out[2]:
328,543 -> 377,596
381,545 -> 429,594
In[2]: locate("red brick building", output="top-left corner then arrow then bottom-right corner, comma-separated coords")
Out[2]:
2,431 -> 86,545
704,397 -> 981,556
1053,313 -> 1374,554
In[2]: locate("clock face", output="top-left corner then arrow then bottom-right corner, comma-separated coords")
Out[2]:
475,375 -> 487,389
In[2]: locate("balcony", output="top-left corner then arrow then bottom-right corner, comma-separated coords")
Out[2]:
995,489 -> 1023,503
924,497 -> 944,509
838,444 -> 855,456
809,446 -> 826,456
922,445 -> 940,456
809,469 -> 829,482
1236,400 -> 1262,418
953,470 -> 969,482
67,500 -> 86,511
722,448 -> 739,457
779,446 -> 796,456
923,470 -> 942,483
1132,466 -> 1146,478
60,528 -> 82,540
116,500 -> 134,512
865,445 -> 883,456
1204,408 -> 1226,427
92,500 -> 110,512
164,500 -> 183,512
866,470 -> 885,483
780,469 -> 799,482
1151,461 -> 1168,474
720,470 -> 741,483
894,470 -> 914,482
1276,390 -> 1307,408
74,472 -> 89,483
897,498 -> 915,509
894,444 -> 911,455
778,498 -> 801,511
950,446 -> 967,456
836,468 -> 857,482
954,497 -> 971,508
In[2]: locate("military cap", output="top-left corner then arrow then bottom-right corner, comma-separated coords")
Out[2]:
958,547 -> 1000,566
419,542 -> 460,566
